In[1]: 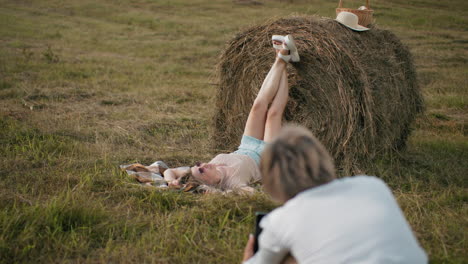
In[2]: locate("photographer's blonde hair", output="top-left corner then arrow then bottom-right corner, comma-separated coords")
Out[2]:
260,125 -> 336,203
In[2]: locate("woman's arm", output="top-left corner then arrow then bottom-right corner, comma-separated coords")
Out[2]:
163,166 -> 190,186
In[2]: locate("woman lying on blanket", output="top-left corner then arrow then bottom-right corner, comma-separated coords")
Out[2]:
163,35 -> 300,191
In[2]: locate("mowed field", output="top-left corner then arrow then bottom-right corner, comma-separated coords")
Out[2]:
0,0 -> 466,263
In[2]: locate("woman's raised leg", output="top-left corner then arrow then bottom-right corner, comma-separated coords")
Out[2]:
243,57 -> 287,140
264,68 -> 289,142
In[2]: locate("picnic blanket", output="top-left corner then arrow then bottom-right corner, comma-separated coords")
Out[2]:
120,161 -> 170,187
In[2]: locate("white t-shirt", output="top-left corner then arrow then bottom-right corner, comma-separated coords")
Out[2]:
245,176 -> 428,264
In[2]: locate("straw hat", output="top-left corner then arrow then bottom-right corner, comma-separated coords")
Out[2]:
335,11 -> 369,31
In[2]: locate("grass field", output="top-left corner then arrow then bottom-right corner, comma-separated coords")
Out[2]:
0,0 -> 466,263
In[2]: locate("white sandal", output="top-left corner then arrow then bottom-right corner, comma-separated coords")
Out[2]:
272,35 -> 285,49
271,34 -> 300,63
272,35 -> 290,62
284,35 -> 300,62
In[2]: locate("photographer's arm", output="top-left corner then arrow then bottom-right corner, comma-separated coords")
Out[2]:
242,234 -> 292,264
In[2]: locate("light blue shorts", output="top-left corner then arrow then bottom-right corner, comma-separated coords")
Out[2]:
233,135 -> 266,165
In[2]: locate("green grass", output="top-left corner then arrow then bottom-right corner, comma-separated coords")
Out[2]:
0,0 -> 466,263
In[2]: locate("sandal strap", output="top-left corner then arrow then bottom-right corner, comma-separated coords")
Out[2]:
272,35 -> 285,42
273,43 -> 284,50
278,53 -> 291,63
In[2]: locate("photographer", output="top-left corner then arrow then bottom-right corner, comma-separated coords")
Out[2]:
242,125 -> 427,264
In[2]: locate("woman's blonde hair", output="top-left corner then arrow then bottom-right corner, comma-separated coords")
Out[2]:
260,125 -> 336,203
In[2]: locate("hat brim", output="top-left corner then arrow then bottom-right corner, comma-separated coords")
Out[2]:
335,20 -> 370,31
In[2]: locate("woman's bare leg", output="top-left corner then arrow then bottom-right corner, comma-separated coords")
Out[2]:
264,68 -> 289,142
243,58 -> 287,140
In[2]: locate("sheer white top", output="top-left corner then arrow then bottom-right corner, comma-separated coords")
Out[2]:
210,153 -> 261,190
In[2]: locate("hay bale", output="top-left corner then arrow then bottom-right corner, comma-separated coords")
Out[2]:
213,16 -> 423,172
